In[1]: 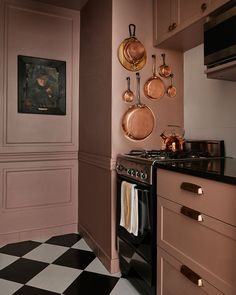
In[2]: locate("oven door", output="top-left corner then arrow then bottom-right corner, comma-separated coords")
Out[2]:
116,175 -> 156,295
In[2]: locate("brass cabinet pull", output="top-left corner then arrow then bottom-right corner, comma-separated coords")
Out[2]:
180,182 -> 203,195
168,22 -> 177,32
172,22 -> 177,30
180,265 -> 203,287
181,206 -> 203,222
201,2 -> 207,12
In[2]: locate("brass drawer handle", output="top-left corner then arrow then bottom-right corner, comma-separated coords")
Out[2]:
181,265 -> 203,287
180,182 -> 203,195
201,2 -> 207,12
181,206 -> 203,222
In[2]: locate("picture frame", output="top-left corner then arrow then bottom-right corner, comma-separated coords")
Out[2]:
18,55 -> 66,115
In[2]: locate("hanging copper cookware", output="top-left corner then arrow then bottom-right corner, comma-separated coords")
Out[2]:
122,77 -> 135,103
159,53 -> 172,78
118,24 -> 147,71
122,72 -> 155,141
166,74 -> 177,98
143,54 -> 165,100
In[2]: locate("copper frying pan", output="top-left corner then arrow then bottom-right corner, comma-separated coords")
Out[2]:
118,24 -> 147,72
143,55 -> 165,100
122,73 -> 155,141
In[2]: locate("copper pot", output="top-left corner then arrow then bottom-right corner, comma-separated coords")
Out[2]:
160,125 -> 185,151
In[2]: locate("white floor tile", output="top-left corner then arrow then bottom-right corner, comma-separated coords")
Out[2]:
23,243 -> 69,263
0,278 -> 23,295
85,257 -> 121,278
27,264 -> 82,293
110,278 -> 142,295
0,253 -> 19,270
72,238 -> 92,251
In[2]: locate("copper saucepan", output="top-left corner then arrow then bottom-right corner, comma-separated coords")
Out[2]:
122,77 -> 135,103
143,54 -> 165,100
122,72 -> 155,141
166,74 -> 177,98
118,24 -> 147,72
159,53 -> 172,78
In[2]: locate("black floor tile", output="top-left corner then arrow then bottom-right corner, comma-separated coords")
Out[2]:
53,248 -> 96,270
63,271 -> 119,295
45,233 -> 81,247
0,240 -> 41,257
0,258 -> 48,284
14,285 -> 60,295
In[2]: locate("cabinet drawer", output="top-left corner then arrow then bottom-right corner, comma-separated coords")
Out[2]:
158,197 -> 236,295
157,169 -> 236,226
157,247 -> 224,295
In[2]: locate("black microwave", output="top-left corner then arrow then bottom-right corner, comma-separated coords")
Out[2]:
204,1 -> 236,68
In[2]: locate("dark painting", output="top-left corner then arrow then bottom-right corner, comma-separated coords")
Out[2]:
18,55 -> 66,115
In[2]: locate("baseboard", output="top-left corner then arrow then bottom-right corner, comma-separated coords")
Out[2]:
0,223 -> 78,246
79,224 -> 120,274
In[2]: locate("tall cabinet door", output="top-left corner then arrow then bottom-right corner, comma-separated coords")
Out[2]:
178,0 -> 209,26
154,0 -> 176,44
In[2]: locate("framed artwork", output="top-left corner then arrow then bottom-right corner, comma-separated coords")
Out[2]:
18,55 -> 66,115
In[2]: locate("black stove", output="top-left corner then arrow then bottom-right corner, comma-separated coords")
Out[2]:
116,140 -> 225,185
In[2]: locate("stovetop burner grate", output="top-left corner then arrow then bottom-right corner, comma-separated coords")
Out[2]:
127,149 -> 212,160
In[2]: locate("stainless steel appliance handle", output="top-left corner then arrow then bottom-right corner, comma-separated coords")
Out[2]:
180,206 -> 203,222
180,265 -> 203,287
180,182 -> 203,195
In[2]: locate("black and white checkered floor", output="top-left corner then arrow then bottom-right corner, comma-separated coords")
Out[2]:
0,233 -> 141,295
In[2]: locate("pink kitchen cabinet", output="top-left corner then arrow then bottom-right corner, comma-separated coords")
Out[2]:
153,0 -> 230,51
157,169 -> 236,295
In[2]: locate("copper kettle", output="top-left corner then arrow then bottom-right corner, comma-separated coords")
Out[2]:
160,125 -> 185,151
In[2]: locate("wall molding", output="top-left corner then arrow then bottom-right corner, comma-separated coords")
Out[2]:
78,151 -> 116,170
0,150 -> 78,163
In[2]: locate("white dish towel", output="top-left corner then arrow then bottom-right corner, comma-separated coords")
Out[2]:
120,181 -> 139,236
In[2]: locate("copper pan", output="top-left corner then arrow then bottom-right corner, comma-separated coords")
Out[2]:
122,77 -> 135,103
166,74 -> 177,98
159,53 -> 172,78
122,73 -> 155,141
118,24 -> 147,72
143,54 -> 165,100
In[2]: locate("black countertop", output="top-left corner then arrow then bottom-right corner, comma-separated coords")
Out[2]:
154,157 -> 236,185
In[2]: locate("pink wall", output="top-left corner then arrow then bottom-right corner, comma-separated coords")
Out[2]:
112,0 -> 183,156
78,0 -> 117,271
0,0 -> 80,244
79,0 -> 183,273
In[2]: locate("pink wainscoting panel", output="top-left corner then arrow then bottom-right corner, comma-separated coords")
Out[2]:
1,0 -> 79,153
0,158 -> 78,241
5,168 -> 71,209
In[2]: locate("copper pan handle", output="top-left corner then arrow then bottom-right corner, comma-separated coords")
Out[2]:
129,24 -> 136,37
136,72 -> 141,105
151,54 -> 157,77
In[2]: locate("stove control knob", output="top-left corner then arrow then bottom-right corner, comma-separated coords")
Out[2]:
130,169 -> 135,176
136,170 -> 141,178
140,171 -> 147,180
127,168 -> 132,175
116,164 -> 125,172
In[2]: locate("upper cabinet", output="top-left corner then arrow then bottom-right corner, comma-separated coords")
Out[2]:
153,0 -> 230,51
